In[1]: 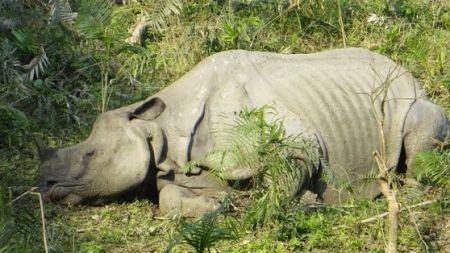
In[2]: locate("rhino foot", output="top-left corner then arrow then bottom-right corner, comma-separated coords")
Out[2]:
159,184 -> 221,217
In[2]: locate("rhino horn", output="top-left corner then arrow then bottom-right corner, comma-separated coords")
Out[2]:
35,137 -> 55,162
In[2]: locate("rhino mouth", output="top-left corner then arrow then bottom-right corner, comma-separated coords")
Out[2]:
41,181 -> 87,204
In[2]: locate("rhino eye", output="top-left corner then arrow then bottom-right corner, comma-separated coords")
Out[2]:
82,150 -> 96,167
85,150 -> 95,158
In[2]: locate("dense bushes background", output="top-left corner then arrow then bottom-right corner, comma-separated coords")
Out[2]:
0,0 -> 449,252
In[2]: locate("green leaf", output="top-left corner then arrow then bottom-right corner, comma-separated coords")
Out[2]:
412,150 -> 450,187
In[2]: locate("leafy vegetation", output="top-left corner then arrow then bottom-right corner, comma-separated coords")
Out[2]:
184,106 -> 325,226
164,197 -> 238,253
413,149 -> 450,188
1,0 -> 449,252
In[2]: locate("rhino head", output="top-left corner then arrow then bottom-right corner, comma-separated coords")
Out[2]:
36,97 -> 166,205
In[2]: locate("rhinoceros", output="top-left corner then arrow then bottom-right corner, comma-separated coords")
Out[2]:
37,48 -> 449,217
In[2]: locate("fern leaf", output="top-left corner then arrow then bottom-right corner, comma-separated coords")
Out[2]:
181,208 -> 237,252
74,0 -> 113,37
412,150 -> 450,187
49,0 -> 78,27
188,106 -> 321,226
11,29 -> 37,52
22,47 -> 49,80
127,0 -> 183,45
163,196 -> 237,253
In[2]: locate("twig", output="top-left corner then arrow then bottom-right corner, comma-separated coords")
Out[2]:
374,152 -> 399,253
8,187 -> 49,253
405,203 -> 429,252
368,66 -> 402,253
8,186 -> 38,205
362,200 -> 435,225
333,200 -> 436,229
30,191 -> 49,253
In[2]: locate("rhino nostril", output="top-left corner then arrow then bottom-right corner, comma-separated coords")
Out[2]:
46,180 -> 58,187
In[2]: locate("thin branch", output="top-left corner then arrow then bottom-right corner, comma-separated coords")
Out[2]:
333,199 -> 436,230
367,67 -> 405,253
8,186 -> 38,204
374,148 -> 399,253
30,191 -> 49,253
405,203 -> 429,252
364,200 -> 434,224
7,187 -> 49,253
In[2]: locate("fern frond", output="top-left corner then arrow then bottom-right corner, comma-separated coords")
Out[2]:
163,196 -> 237,253
127,0 -> 183,45
146,0 -> 183,32
49,0 -> 78,27
74,0 -> 113,37
188,106 -> 321,226
22,47 -> 49,80
412,149 -> 450,187
360,168 -> 379,184
0,39 -> 22,83
11,29 -> 38,52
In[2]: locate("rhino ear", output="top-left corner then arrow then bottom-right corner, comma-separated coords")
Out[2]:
131,97 -> 166,121
35,138 -> 56,162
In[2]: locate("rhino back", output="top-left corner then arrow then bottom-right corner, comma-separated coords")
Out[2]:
237,48 -> 426,182
146,49 -> 426,187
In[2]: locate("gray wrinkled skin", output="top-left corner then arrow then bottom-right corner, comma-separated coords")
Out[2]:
37,48 -> 450,217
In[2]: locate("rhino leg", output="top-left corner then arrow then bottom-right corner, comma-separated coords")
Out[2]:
403,99 -> 450,172
158,184 -> 221,217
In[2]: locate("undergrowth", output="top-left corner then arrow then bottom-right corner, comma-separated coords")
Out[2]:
185,106 -> 324,226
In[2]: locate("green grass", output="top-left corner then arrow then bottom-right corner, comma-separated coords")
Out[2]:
1,0 -> 450,252
3,148 -> 450,252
